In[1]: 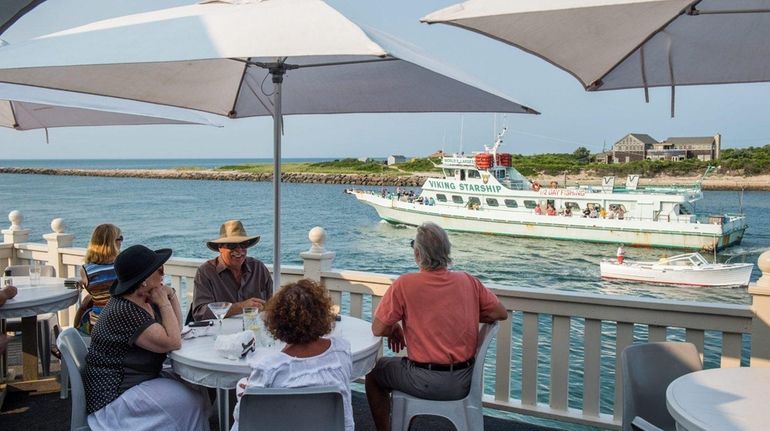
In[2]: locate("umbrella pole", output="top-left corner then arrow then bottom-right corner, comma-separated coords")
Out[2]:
271,67 -> 285,289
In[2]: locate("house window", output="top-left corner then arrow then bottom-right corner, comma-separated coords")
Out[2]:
452,195 -> 464,204
435,194 -> 447,202
486,198 -> 499,207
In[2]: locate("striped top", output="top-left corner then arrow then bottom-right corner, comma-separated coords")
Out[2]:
84,262 -> 117,328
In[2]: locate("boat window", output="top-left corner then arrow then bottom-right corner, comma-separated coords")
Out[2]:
565,202 -> 580,210
496,170 -> 506,179
452,195 -> 464,204
435,194 -> 447,202
504,199 -> 518,208
523,200 -> 537,209
486,198 -> 499,207
468,170 -> 480,179
443,169 -> 454,177
460,170 -> 466,181
678,203 -> 693,215
467,197 -> 481,209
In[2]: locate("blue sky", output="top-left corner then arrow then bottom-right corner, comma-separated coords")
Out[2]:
2,0 -> 769,160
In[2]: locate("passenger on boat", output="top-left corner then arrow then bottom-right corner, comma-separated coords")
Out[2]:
589,206 -> 599,218
429,197 -> 435,206
73,223 -> 122,334
546,203 -> 557,216
192,220 -> 273,321
84,245 -> 209,431
617,245 -> 625,264
231,279 -> 354,431
549,180 -> 558,189
365,222 -> 508,431
381,187 -> 387,198
582,206 -> 591,218
616,206 -> 625,220
599,207 -> 607,219
534,204 -> 543,215
564,207 -> 572,217
530,180 -> 541,191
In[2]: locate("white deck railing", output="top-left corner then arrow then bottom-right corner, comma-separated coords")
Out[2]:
3,212 -> 769,430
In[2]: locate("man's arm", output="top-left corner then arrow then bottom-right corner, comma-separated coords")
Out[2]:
192,268 -> 215,321
480,301 -> 508,323
372,317 -> 406,353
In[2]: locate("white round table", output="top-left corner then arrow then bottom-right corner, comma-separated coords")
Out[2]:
169,315 -> 382,430
666,367 -> 770,431
0,276 -> 76,381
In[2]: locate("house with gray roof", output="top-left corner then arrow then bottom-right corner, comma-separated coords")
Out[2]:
597,133 -> 721,163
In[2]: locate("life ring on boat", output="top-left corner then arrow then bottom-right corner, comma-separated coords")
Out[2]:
532,182 -> 541,192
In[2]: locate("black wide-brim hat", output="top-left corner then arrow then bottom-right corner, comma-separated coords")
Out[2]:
111,245 -> 172,296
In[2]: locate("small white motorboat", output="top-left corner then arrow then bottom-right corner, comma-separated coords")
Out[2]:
600,252 -> 754,287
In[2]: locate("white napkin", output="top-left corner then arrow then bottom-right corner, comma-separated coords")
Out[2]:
214,331 -> 256,360
181,325 -> 213,339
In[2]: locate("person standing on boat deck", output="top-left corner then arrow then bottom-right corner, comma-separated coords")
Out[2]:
617,244 -> 626,264
365,222 -> 508,431
192,220 -> 273,321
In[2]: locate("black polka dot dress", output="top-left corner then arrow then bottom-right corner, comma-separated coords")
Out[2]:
84,296 -> 165,414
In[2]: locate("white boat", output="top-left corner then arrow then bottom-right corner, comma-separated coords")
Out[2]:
600,253 -> 753,287
347,128 -> 748,250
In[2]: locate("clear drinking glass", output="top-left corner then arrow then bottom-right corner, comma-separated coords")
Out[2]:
207,301 -> 232,335
242,306 -> 259,334
29,260 -> 42,286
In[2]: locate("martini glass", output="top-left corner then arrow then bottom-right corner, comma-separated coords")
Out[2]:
208,302 -> 232,335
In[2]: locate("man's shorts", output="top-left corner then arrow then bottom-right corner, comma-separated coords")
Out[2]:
369,357 -> 472,401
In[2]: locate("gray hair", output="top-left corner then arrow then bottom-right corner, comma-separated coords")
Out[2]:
414,222 -> 452,270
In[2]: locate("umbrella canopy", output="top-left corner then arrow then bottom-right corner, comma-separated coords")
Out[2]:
423,0 -> 770,114
0,82 -> 217,130
0,0 -> 539,286
0,0 -> 47,35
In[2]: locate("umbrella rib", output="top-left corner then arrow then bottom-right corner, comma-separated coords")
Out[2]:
8,100 -> 20,129
227,59 -> 251,118
589,0 -> 702,90
234,57 -> 397,70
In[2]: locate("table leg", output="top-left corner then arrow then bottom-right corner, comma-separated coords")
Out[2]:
217,387 -> 230,431
21,316 -> 39,381
1,318 -> 7,381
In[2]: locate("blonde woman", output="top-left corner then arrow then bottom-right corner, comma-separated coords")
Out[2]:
74,224 -> 123,334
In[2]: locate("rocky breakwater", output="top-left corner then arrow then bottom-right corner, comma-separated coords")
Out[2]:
0,167 -> 430,187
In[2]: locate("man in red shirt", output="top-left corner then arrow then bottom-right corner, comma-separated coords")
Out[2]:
365,222 -> 508,431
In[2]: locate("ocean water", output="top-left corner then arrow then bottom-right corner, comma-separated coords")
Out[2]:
1,171 -> 768,430
0,157 -> 336,170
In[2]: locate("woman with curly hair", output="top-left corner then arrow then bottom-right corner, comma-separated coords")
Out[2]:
231,279 -> 353,431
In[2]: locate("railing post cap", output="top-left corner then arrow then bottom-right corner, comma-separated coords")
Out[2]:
8,210 -> 22,230
308,226 -> 326,253
51,218 -> 66,233
757,250 -> 770,290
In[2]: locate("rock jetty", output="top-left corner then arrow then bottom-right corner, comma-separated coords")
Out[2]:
0,167 -> 429,187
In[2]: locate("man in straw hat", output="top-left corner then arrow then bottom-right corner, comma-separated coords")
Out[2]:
192,220 -> 273,321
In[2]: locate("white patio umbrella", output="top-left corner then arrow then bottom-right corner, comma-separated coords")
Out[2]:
422,0 -> 770,116
0,82 -> 217,132
0,0 -> 48,35
0,0 -> 538,287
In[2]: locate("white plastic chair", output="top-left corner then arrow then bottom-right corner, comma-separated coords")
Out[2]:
57,327 -> 91,431
621,342 -> 702,431
5,264 -> 59,376
390,322 -> 500,431
238,385 -> 345,431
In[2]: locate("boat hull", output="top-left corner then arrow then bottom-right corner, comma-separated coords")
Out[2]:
351,192 -> 747,251
599,260 -> 753,287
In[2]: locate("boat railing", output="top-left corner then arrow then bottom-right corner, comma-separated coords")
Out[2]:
2,211 -> 769,431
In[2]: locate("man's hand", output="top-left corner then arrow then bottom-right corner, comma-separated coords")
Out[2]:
387,324 -> 406,354
230,297 -> 266,316
1,285 -> 18,300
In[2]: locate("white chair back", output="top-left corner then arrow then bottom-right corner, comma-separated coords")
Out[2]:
57,327 -> 90,431
238,385 -> 345,431
390,321 -> 500,431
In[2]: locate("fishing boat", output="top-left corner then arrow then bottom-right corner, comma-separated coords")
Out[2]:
346,129 -> 748,250
600,253 -> 753,287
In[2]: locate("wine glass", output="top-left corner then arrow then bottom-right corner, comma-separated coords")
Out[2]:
207,302 -> 232,334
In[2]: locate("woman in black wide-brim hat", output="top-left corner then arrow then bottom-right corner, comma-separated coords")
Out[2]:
83,245 -> 209,431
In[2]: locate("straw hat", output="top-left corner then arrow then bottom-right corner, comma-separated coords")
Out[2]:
206,220 -> 260,252
111,245 -> 172,296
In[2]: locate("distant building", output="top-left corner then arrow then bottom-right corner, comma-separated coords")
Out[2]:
597,133 -> 721,164
387,155 -> 406,165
